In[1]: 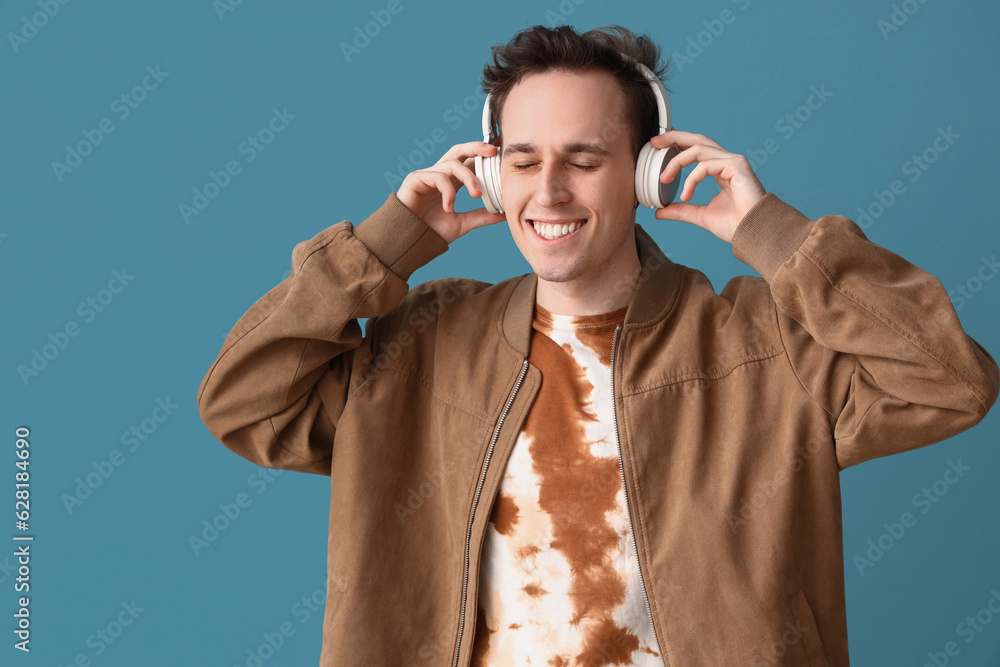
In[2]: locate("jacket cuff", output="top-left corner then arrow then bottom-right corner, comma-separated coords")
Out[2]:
731,192 -> 816,283
353,192 -> 450,282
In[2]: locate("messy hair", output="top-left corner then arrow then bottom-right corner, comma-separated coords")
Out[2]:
481,24 -> 674,160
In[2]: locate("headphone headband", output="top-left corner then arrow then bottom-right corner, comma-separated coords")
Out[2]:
621,56 -> 671,135
480,51 -> 671,142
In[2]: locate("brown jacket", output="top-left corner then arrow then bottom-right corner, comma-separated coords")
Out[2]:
196,191 -> 998,666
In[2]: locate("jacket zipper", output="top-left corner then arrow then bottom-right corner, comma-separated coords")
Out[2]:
452,358 -> 530,667
611,325 -> 663,656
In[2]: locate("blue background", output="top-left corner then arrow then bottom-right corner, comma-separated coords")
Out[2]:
3,0 -> 999,664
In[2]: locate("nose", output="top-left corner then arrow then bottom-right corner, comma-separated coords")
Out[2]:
535,163 -> 570,208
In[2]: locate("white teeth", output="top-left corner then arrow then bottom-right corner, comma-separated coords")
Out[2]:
531,221 -> 582,240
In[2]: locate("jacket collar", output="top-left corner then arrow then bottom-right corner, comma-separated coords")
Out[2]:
501,223 -> 680,357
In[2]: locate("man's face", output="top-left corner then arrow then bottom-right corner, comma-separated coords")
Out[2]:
499,68 -> 639,287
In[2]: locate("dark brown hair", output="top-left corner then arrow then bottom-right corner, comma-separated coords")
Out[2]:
480,24 -> 673,160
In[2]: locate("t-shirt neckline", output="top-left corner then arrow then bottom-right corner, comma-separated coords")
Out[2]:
534,302 -> 628,332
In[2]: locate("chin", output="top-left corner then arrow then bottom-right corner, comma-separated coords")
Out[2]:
529,259 -> 586,284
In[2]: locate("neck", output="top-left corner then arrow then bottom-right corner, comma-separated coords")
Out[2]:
535,246 -> 642,317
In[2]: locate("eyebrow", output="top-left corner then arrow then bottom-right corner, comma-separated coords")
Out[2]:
501,142 -> 613,159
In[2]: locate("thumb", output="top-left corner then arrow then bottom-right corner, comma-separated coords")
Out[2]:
459,207 -> 507,231
653,201 -> 702,225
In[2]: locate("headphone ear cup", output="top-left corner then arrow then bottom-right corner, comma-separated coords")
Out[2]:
475,153 -> 504,214
656,144 -> 681,207
634,142 -> 681,209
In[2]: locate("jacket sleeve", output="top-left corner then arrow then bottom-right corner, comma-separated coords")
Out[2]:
731,193 -> 999,470
196,193 -> 449,475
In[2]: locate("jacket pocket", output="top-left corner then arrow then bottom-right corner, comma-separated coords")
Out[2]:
787,588 -> 831,667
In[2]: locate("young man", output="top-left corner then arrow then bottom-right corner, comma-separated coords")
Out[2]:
197,24 -> 998,667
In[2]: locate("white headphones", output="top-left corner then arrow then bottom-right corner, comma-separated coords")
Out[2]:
474,53 -> 680,214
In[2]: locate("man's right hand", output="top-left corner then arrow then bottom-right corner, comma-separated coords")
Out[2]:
396,141 -> 507,244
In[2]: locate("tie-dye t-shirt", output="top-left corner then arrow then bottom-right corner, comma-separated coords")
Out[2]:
470,304 -> 664,667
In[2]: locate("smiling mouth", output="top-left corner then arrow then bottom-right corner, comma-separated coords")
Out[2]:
528,219 -> 587,240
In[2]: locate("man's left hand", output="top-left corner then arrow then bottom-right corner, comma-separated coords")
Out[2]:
650,130 -> 766,245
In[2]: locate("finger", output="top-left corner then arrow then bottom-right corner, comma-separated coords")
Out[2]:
653,201 -> 704,225
650,130 -> 725,151
422,171 -> 458,212
440,140 -> 499,163
411,167 -> 470,212
430,161 -> 484,200
677,160 -> 720,202
457,207 -> 507,230
659,144 -> 734,184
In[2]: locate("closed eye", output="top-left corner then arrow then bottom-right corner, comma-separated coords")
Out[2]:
510,163 -> 599,171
